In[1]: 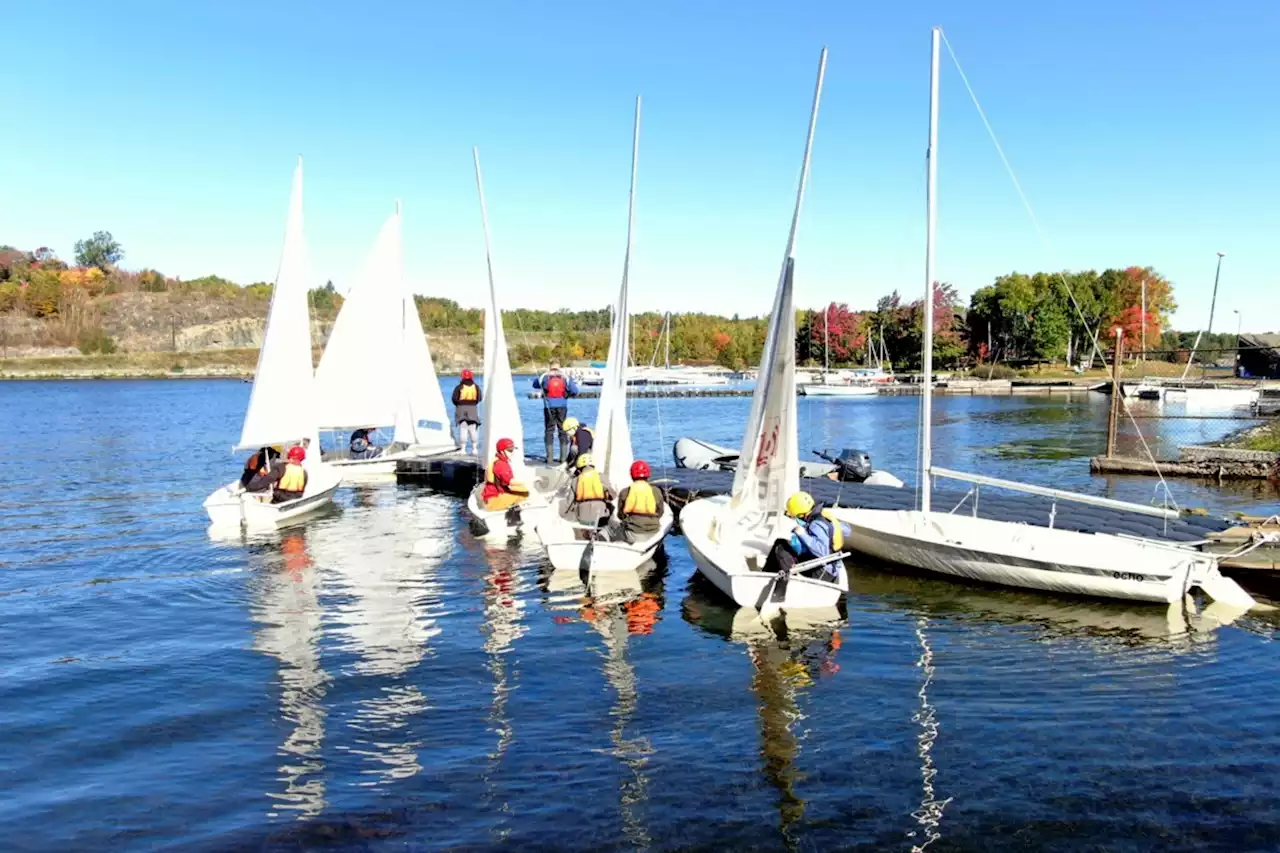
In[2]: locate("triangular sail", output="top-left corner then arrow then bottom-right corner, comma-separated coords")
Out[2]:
730,48 -> 826,523
473,148 -> 526,473
313,209 -> 404,430
239,157 -> 318,450
393,235 -> 452,448
730,258 -> 799,520
593,96 -> 641,491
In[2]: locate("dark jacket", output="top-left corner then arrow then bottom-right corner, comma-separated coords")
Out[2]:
240,446 -> 280,488
451,380 -> 483,425
246,461 -> 307,501
565,426 -> 594,469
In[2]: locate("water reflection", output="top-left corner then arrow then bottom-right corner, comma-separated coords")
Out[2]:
681,580 -> 843,845
908,616 -> 949,853
248,531 -> 328,819
300,491 -> 449,790
542,563 -> 668,850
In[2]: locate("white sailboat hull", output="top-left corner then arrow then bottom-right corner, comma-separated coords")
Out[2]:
682,496 -> 848,613
830,508 -> 1256,607
798,383 -> 879,397
464,465 -> 566,541
1164,387 -> 1259,408
538,513 -> 674,573
204,465 -> 341,530
327,442 -> 456,482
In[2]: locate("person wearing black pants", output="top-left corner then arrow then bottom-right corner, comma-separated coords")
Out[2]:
531,361 -> 579,463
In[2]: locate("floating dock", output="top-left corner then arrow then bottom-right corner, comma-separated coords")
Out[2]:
394,454 -> 1280,587
530,379 -> 1098,400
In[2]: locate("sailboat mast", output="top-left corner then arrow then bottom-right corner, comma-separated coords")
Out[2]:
472,148 -> 499,332
620,95 -> 640,359
921,27 -> 940,514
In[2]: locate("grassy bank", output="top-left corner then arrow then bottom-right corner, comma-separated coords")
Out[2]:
1228,421 -> 1280,453
0,349 -> 261,379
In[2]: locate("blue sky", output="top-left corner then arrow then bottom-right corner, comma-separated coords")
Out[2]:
2,1 -> 1276,332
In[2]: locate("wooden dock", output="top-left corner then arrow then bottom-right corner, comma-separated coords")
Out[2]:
531,380 -> 1099,400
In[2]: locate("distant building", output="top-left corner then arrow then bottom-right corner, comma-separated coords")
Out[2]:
1237,333 -> 1280,379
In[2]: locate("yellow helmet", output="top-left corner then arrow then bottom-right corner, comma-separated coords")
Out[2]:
563,417 -> 580,433
576,452 -> 594,469
785,491 -> 815,519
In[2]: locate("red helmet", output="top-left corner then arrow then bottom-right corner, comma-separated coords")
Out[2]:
287,445 -> 306,463
630,460 -> 651,479
461,369 -> 474,380
496,437 -> 516,454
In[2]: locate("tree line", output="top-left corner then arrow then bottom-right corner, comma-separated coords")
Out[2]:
3,234 -> 1205,369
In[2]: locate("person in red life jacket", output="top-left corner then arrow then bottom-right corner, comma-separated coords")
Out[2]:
531,360 -> 580,464
248,445 -> 310,503
615,459 -> 666,543
481,437 -> 529,511
240,445 -> 281,488
561,417 -> 594,470
452,368 -> 483,455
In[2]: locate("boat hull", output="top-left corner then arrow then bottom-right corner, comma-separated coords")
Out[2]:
681,496 -> 847,613
326,443 -> 456,482
539,513 -> 674,573
203,465 -> 341,530
830,508 -> 1253,606
464,466 -> 565,542
798,383 -> 879,397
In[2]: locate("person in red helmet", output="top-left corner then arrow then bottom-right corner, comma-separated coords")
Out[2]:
452,368 -> 483,455
247,444 -> 310,503
615,459 -> 665,542
482,437 -> 528,510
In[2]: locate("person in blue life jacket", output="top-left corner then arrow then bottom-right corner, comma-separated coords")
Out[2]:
762,491 -> 851,577
531,360 -> 579,464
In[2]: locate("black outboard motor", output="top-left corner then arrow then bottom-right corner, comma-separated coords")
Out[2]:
814,448 -> 872,482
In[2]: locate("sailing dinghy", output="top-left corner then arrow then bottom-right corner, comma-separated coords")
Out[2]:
312,204 -> 455,481
828,30 -> 1257,611
464,148 -> 564,540
682,49 -> 850,613
536,98 -> 674,572
204,157 -> 341,529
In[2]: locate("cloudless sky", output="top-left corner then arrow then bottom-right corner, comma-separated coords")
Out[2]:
2,1 -> 1277,331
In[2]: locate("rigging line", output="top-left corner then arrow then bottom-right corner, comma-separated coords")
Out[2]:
939,28 -> 1179,507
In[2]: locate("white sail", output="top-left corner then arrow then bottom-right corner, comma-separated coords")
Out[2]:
393,272 -> 453,449
729,258 -> 799,522
239,157 -> 318,450
313,208 -> 404,431
474,148 -> 526,473
593,97 -> 641,491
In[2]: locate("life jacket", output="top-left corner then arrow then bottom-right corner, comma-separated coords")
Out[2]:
575,467 -> 606,502
458,383 -> 478,402
813,509 -> 844,551
279,463 -> 307,493
485,461 -> 496,484
544,374 -> 567,398
623,480 -> 659,516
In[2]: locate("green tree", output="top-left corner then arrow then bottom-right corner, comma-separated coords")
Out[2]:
74,231 -> 124,271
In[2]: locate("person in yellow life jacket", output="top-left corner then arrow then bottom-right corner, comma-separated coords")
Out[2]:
452,368 -> 483,455
562,417 -> 594,470
761,491 -> 850,578
567,453 -> 614,535
482,437 -> 529,511
615,459 -> 665,543
248,445 -> 309,503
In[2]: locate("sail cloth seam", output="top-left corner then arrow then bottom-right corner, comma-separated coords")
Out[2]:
939,29 -> 1178,510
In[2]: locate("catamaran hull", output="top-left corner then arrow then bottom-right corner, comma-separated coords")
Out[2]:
540,514 -> 674,573
831,508 -> 1255,607
203,466 -> 341,530
681,496 -> 847,613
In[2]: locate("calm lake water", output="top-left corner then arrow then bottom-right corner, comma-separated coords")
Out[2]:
2,378 -> 1279,852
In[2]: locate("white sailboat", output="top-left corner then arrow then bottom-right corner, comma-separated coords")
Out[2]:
464,148 -> 564,539
312,203 -> 455,481
797,305 -> 879,397
682,49 -> 850,613
537,97 -> 674,572
828,29 -> 1257,611
204,157 -> 341,529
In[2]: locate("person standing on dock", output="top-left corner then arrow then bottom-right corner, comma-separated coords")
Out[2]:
561,417 -> 593,470
452,368 -> 483,455
532,360 -> 579,463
